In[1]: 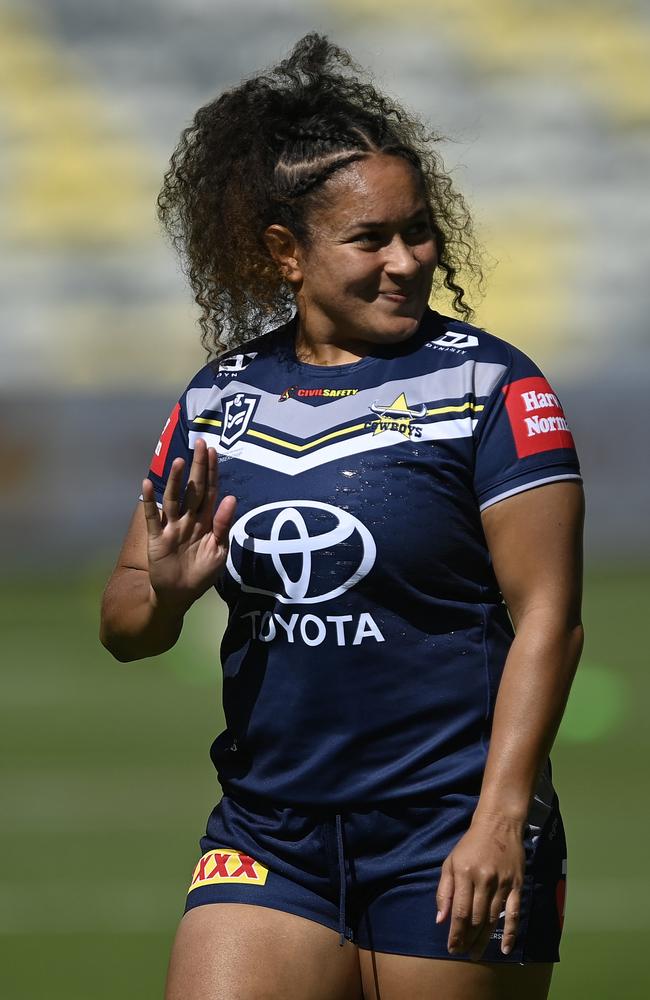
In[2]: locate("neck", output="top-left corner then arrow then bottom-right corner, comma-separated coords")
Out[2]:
292,311 -> 371,366
294,335 -> 369,366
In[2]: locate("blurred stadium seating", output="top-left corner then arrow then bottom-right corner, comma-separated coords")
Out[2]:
1,0 -> 648,565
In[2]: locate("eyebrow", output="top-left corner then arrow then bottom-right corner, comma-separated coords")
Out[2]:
348,208 -> 430,230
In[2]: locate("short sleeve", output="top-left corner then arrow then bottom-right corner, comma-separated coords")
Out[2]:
140,396 -> 192,506
473,344 -> 582,511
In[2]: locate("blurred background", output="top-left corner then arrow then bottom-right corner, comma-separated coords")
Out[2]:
1,0 -> 648,997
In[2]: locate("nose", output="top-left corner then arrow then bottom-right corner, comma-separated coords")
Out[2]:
383,235 -> 421,278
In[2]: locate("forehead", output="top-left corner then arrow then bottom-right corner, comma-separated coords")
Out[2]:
311,154 -> 427,229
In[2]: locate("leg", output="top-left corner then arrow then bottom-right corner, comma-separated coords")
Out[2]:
359,951 -> 553,1000
165,903 -> 362,1000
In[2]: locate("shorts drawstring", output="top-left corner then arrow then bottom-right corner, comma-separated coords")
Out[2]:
335,812 -> 347,946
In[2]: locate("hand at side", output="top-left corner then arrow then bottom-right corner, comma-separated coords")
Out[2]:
436,812 -> 525,961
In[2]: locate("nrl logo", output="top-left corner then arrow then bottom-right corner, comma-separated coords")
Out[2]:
221,393 -> 259,449
368,392 -> 426,438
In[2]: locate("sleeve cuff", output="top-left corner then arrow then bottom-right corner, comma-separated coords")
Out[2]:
478,470 -> 582,512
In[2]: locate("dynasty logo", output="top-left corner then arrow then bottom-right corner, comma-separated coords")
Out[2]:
279,386 -> 360,401
218,352 -> 258,374
368,392 -> 426,438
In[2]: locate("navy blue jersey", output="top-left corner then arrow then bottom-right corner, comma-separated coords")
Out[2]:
144,307 -> 581,807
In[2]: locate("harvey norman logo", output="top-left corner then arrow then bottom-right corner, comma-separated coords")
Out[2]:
503,376 -> 575,459
520,387 -> 571,436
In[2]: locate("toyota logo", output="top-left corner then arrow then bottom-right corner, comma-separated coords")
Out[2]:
226,501 -> 376,604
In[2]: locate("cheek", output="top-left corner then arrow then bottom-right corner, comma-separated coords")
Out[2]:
419,241 -> 438,269
340,252 -> 381,289
317,254 -> 378,295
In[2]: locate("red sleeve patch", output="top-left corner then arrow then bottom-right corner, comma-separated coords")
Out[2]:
150,402 -> 181,476
502,376 -> 575,459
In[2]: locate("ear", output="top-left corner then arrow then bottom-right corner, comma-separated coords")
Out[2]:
262,224 -> 304,285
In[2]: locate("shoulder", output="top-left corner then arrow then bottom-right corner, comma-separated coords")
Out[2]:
213,323 -> 288,375
425,310 -> 546,387
426,310 -> 516,366
179,321 -> 293,416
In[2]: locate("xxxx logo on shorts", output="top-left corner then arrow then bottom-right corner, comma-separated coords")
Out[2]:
188,848 -> 269,892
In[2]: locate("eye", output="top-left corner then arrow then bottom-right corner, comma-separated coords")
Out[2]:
353,232 -> 390,250
407,221 -> 431,237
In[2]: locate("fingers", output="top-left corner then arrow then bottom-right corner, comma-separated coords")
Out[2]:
192,441 -> 234,540
184,437 -> 209,515
161,457 -> 186,523
468,919 -> 498,962
160,439 -> 218,525
468,889 -> 506,962
157,440 -> 232,538
213,494 -> 237,546
501,886 -> 521,956
466,880 -> 496,953
436,861 -> 454,925
197,445 -> 219,529
438,860 -> 518,960
447,875 -> 474,956
465,885 -> 519,961
141,479 -> 162,539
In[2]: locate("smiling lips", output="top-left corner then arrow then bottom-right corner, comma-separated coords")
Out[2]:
380,290 -> 412,301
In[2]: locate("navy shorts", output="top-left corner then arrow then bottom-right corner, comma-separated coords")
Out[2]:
184,789 -> 567,963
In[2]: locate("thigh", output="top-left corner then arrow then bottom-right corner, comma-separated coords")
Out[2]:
359,951 -> 553,1000
165,903 -> 362,1000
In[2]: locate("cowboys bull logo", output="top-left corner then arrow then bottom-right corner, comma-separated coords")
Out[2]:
227,500 -> 376,604
221,393 -> 259,449
369,392 -> 426,438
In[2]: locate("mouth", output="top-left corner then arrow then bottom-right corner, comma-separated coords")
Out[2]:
379,290 -> 413,302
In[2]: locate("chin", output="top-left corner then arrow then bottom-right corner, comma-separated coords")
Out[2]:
371,314 -> 422,342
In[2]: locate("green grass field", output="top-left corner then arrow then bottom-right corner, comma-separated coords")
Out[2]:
1,564 -> 649,999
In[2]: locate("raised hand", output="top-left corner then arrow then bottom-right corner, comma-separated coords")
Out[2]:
435,813 -> 525,961
141,437 -> 237,615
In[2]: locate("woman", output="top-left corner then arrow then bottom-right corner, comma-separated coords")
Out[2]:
101,33 -> 584,1000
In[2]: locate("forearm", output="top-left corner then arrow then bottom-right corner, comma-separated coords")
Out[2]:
474,610 -> 584,828
100,567 -> 188,662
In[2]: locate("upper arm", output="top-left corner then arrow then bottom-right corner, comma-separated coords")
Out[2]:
481,480 -> 585,630
471,340 -> 584,628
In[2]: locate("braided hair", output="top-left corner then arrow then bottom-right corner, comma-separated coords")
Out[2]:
157,32 -> 481,356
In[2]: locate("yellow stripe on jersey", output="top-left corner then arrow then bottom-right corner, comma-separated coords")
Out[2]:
248,422 -> 369,452
194,416 -> 222,428
426,402 -> 484,417
193,402 -> 483,453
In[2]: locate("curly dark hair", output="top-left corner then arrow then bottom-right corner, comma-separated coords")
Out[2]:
157,32 -> 482,356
